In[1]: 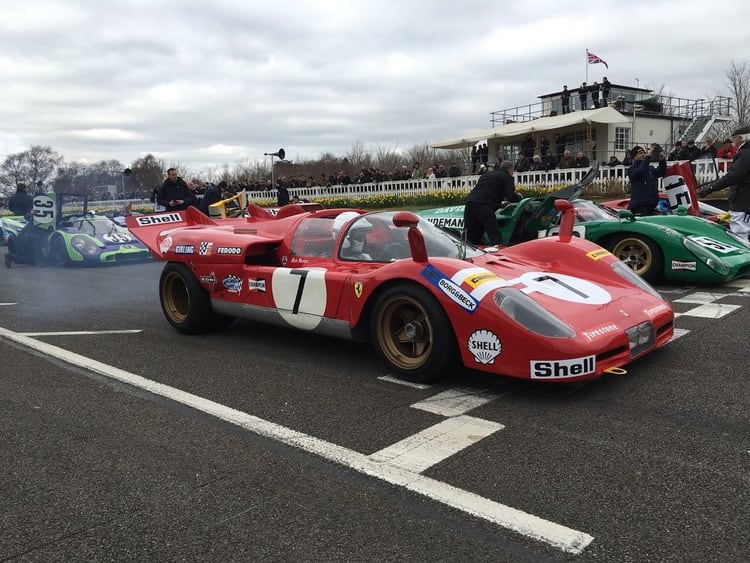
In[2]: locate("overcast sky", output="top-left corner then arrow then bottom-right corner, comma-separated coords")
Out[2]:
1,0 -> 746,174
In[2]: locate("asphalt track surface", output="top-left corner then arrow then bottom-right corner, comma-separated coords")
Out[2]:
1,250 -> 748,562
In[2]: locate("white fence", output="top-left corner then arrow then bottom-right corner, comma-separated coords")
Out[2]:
88,158 -> 729,210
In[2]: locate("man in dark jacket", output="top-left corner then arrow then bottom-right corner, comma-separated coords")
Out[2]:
627,145 -> 667,216
198,181 -> 224,215
463,161 -> 521,245
8,183 -> 33,216
700,125 -> 750,239
157,168 -> 197,211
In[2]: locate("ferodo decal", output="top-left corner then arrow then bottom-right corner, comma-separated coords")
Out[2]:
421,264 -> 478,313
530,356 -> 595,379
354,281 -> 364,298
159,236 -> 173,254
216,246 -> 242,255
671,260 -> 697,271
467,330 -> 501,364
199,241 -> 213,255
586,248 -> 612,261
689,236 -> 735,254
272,268 -> 327,330
135,212 -> 181,226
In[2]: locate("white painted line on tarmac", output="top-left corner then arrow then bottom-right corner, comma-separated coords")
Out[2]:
0,325 -> 593,554
678,303 -> 740,319
669,328 -> 691,341
412,387 -> 501,417
369,415 -> 503,473
378,375 -> 432,389
0,302 -> 17,306
19,330 -> 143,336
674,291 -> 729,304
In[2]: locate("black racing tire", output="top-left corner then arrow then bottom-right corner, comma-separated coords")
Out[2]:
50,236 -> 71,267
370,283 -> 458,383
159,262 -> 234,334
608,234 -> 663,283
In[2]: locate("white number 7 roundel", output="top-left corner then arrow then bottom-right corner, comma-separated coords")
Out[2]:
272,268 -> 328,329
518,272 -> 611,304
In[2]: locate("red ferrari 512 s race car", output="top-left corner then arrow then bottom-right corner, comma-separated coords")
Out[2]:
127,202 -> 674,384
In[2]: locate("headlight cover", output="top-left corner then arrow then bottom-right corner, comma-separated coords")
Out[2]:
682,237 -> 730,275
71,235 -> 101,257
611,260 -> 662,298
493,288 -> 575,338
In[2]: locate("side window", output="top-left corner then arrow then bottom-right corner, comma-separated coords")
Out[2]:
290,218 -> 334,257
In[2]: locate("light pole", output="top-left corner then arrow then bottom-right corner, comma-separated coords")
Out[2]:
263,148 -> 285,189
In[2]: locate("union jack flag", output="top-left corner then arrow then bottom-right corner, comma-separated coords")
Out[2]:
587,50 -> 608,69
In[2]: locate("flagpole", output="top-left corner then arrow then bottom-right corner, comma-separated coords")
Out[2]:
586,49 -> 590,83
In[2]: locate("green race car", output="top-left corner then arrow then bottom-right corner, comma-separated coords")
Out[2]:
419,183 -> 750,285
5,193 -> 151,267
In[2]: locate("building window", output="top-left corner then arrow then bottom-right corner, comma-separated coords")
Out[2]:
615,127 -> 630,151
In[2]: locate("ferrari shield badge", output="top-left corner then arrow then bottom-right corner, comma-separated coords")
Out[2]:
354,281 -> 363,298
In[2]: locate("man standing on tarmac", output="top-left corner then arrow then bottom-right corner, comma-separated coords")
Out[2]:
463,161 -> 521,245
699,125 -> 750,239
8,183 -> 33,216
157,168 -> 197,211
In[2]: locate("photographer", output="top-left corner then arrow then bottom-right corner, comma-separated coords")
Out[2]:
627,145 -> 666,216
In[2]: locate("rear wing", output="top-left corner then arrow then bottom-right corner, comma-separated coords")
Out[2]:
125,207 -> 216,252
528,162 -> 600,228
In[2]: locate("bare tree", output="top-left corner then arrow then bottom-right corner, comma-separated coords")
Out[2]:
25,145 -> 62,190
0,153 -> 29,195
726,59 -> 750,126
130,154 -> 165,193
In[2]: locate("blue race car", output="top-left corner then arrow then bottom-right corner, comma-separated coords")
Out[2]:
5,193 -> 151,267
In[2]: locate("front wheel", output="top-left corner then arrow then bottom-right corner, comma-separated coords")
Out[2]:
50,236 -> 71,267
608,234 -> 663,283
370,283 -> 458,383
159,262 -> 234,333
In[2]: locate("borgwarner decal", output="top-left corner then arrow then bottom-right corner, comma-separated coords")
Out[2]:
467,329 -> 501,364
420,264 -> 478,313
135,212 -> 181,226
530,355 -> 596,379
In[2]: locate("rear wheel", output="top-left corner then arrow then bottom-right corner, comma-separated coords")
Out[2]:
608,234 -> 663,283
159,262 -> 234,333
370,283 -> 457,383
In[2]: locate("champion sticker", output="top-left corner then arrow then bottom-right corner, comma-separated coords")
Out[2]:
467,330 -> 501,364
671,260 -> 696,271
248,278 -> 266,292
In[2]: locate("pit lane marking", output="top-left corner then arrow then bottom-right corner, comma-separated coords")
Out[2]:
0,302 -> 17,306
411,387 -> 502,417
0,325 -> 593,555
19,330 -> 143,336
368,415 -> 503,473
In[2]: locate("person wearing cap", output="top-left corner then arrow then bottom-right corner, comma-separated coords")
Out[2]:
8,183 -> 33,217
699,125 -> 750,239
463,160 -> 521,245
627,144 -> 666,216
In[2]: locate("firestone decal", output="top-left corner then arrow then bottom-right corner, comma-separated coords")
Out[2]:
159,236 -> 173,254
671,259 -> 697,271
582,323 -> 618,341
530,356 -> 596,379
467,330 -> 501,364
645,303 -> 669,316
